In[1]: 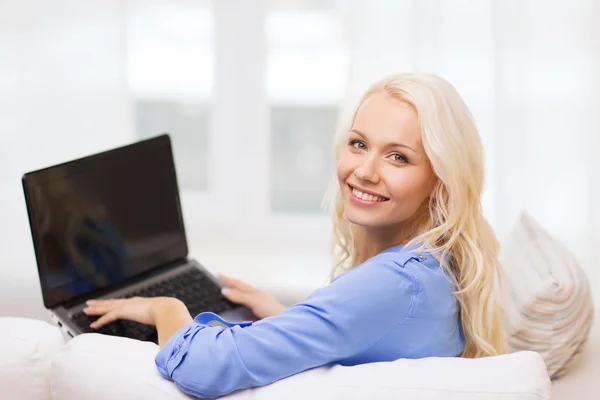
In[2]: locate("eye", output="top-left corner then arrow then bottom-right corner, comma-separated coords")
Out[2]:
390,153 -> 408,163
349,140 -> 367,150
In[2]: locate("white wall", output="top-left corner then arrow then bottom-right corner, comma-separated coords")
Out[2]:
0,0 -> 134,319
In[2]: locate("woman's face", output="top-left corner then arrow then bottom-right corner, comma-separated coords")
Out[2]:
337,92 -> 436,230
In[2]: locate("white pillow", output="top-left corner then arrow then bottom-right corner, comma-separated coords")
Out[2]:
50,333 -> 190,400
51,333 -> 551,400
499,211 -> 595,378
0,317 -> 65,400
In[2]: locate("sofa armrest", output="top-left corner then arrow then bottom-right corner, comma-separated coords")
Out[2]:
50,332 -> 551,400
0,317 -> 65,400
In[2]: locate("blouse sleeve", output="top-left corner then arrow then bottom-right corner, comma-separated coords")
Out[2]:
155,251 -> 420,399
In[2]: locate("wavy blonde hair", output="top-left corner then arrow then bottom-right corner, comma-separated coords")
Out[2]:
325,73 -> 507,358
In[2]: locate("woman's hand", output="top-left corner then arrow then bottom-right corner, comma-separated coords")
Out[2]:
83,296 -> 182,329
218,274 -> 287,320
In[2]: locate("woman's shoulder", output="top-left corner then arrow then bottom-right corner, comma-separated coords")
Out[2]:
372,244 -> 426,265
369,243 -> 447,269
331,244 -> 451,293
368,244 -> 454,288
330,246 -> 421,291
330,246 -> 419,291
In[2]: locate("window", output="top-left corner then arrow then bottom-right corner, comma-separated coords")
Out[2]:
266,3 -> 349,215
125,0 -> 348,246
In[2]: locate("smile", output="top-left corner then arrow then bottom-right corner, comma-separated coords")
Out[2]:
348,184 -> 389,204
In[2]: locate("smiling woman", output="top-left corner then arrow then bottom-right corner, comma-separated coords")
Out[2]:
82,73 -> 507,399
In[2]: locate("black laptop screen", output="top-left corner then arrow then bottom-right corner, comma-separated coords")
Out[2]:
23,135 -> 188,309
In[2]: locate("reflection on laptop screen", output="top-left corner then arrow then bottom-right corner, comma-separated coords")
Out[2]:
23,135 -> 188,308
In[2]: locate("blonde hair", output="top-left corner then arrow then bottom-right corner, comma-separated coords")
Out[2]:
326,73 -> 507,358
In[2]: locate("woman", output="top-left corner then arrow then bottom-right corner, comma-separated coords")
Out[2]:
84,73 -> 507,398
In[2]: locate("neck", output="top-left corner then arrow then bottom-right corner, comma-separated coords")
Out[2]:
358,223 -> 409,263
357,204 -> 430,263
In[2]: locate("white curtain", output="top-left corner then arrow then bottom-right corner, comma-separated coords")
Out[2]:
343,0 -> 600,290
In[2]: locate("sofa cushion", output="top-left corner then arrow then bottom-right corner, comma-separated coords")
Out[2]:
51,333 -> 551,400
0,317 -> 65,400
50,333 -> 191,400
499,211 -> 595,378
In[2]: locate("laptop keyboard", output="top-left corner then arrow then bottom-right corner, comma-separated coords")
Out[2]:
71,268 -> 238,343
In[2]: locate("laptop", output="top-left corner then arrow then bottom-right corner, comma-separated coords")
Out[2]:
22,134 -> 256,343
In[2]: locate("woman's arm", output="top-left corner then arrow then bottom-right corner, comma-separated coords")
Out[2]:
153,298 -> 193,347
84,296 -> 193,347
154,253 -> 419,399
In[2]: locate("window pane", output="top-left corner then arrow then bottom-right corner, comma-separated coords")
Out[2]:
271,107 -> 337,213
126,0 -> 213,191
266,9 -> 347,103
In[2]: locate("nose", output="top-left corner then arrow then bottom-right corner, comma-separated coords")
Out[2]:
354,157 -> 380,184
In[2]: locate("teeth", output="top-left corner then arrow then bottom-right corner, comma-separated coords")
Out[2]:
352,188 -> 386,202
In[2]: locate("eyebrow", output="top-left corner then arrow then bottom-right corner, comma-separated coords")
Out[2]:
350,129 -> 417,154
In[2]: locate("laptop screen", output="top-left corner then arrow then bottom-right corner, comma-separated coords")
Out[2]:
22,135 -> 188,309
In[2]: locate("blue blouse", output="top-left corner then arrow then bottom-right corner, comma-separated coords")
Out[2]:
155,244 -> 465,398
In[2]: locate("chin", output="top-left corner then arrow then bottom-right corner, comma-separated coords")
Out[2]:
344,208 -> 381,228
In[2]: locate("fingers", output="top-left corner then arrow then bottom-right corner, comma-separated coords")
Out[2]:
217,274 -> 255,292
221,287 -> 252,306
83,299 -> 122,315
90,312 -> 119,329
83,299 -> 124,329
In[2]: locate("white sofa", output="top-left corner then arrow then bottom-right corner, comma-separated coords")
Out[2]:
0,316 -> 552,400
